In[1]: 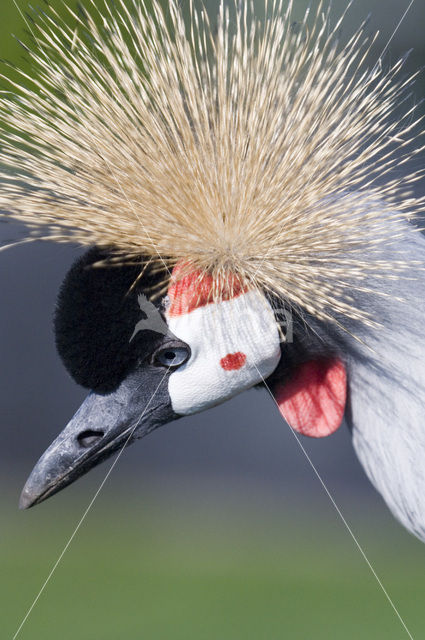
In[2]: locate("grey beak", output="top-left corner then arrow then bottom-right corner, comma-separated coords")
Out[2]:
19,370 -> 174,509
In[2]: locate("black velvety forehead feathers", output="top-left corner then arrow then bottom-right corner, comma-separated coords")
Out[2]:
54,248 -> 167,393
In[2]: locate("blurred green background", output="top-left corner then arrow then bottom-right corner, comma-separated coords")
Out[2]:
3,482 -> 425,639
1,1 -> 425,639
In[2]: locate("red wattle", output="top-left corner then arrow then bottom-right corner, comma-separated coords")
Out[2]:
272,358 -> 347,438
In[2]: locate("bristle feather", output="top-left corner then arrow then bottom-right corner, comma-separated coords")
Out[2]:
0,0 -> 424,323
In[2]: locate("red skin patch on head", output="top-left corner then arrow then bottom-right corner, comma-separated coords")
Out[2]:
272,358 -> 346,438
167,261 -> 248,317
220,352 -> 247,371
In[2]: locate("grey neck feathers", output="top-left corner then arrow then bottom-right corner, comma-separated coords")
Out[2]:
346,228 -> 425,541
278,223 -> 425,542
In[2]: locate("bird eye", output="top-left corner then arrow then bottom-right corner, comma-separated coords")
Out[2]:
152,343 -> 190,369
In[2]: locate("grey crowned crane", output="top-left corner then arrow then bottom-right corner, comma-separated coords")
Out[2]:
1,0 -> 425,542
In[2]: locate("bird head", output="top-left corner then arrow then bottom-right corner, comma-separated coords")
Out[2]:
3,0 -> 425,541
19,247 -> 347,508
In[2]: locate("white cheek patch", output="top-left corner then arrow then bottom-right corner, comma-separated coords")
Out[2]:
166,290 -> 281,415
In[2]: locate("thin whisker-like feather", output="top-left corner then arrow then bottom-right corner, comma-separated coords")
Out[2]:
0,0 -> 423,323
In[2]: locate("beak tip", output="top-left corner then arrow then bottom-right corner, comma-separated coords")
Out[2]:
19,490 -> 34,510
19,481 -> 41,510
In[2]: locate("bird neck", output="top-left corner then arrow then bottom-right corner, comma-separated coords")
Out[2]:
344,228 -> 425,541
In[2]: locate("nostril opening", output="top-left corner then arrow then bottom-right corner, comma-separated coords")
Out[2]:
77,430 -> 104,448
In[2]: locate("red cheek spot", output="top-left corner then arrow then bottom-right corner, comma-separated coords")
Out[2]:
220,352 -> 247,371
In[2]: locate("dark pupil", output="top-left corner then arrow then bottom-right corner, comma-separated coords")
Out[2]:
164,351 -> 176,361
